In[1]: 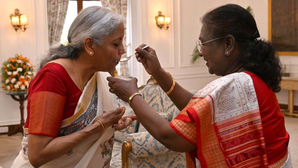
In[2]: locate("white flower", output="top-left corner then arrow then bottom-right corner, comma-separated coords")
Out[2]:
1,55 -> 34,92
17,68 -> 23,72
17,60 -> 23,64
14,84 -> 19,89
20,85 -> 26,90
11,78 -> 16,83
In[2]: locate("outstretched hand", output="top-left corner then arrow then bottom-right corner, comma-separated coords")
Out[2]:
100,107 -> 126,128
135,44 -> 162,75
113,115 -> 138,130
107,77 -> 139,102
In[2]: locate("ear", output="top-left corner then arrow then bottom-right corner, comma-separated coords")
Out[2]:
224,35 -> 235,56
84,37 -> 95,56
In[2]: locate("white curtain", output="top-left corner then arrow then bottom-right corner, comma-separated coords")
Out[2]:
101,0 -> 129,76
47,0 -> 69,46
101,0 -> 127,47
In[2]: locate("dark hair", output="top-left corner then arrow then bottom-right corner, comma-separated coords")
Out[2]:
39,6 -> 124,69
202,4 -> 281,92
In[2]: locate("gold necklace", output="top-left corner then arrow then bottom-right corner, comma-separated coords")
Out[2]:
73,59 -> 83,91
238,67 -> 244,72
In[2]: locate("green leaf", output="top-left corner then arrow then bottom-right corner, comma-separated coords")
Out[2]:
191,45 -> 200,63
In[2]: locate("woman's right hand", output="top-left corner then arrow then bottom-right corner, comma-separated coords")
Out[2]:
135,44 -> 163,75
107,77 -> 139,103
96,107 -> 126,130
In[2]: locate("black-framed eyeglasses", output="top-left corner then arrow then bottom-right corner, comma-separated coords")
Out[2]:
196,37 -> 223,54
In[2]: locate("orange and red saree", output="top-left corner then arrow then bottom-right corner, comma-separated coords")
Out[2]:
170,72 -> 291,168
12,70 -> 118,168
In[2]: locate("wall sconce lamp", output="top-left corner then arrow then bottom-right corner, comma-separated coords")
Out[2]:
155,11 -> 171,30
10,9 -> 28,32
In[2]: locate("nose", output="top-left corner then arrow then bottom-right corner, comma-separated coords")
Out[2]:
198,52 -> 203,57
119,43 -> 126,56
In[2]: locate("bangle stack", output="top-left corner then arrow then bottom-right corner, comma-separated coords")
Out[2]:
94,118 -> 106,134
165,74 -> 176,95
128,93 -> 142,106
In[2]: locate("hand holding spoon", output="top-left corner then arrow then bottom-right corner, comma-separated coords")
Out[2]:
120,45 -> 149,62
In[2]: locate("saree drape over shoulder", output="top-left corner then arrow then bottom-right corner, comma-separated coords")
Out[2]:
170,72 -> 292,168
12,63 -> 118,168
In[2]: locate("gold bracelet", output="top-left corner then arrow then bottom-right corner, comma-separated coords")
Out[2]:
128,93 -> 142,106
94,118 -> 106,134
165,75 -> 176,95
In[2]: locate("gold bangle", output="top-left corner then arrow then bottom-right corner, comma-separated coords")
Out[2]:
128,93 -> 142,106
94,118 -> 106,134
165,76 -> 176,95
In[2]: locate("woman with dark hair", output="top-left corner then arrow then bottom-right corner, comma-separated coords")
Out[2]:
108,4 -> 292,167
12,6 -> 135,168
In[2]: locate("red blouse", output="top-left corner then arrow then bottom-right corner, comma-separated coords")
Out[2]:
247,72 -> 289,165
24,63 -> 82,137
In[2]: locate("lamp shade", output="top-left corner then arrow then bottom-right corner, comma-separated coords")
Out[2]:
11,16 -> 19,26
165,17 -> 171,25
20,15 -> 28,25
157,16 -> 165,25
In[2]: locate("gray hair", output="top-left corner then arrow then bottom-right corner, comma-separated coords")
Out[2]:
39,6 -> 124,69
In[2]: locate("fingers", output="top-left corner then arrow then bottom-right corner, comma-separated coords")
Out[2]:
136,47 -> 148,57
102,107 -> 125,122
107,76 -> 116,83
113,117 -> 133,130
110,111 -> 137,130
114,123 -> 125,130
112,118 -> 126,130
116,106 -> 126,116
107,77 -> 119,93
107,77 -> 138,92
131,77 -> 138,83
135,44 -> 149,53
128,115 -> 138,121
135,44 -> 150,59
125,117 -> 133,126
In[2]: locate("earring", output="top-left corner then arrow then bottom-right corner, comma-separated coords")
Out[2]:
89,51 -> 93,55
226,51 -> 229,54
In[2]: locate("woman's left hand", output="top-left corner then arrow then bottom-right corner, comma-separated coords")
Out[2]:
107,77 -> 139,102
113,115 -> 138,130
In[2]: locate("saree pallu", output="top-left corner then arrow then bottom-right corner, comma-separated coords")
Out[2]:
170,72 -> 292,168
12,72 -> 118,168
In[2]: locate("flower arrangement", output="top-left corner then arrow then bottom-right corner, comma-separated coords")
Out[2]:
1,54 -> 34,92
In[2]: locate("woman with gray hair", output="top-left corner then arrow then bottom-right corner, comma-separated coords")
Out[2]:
12,6 -> 135,168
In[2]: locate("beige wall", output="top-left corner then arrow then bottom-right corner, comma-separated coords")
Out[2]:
131,0 -> 270,90
131,0 -> 298,105
0,0 -> 48,125
0,0 -> 296,126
